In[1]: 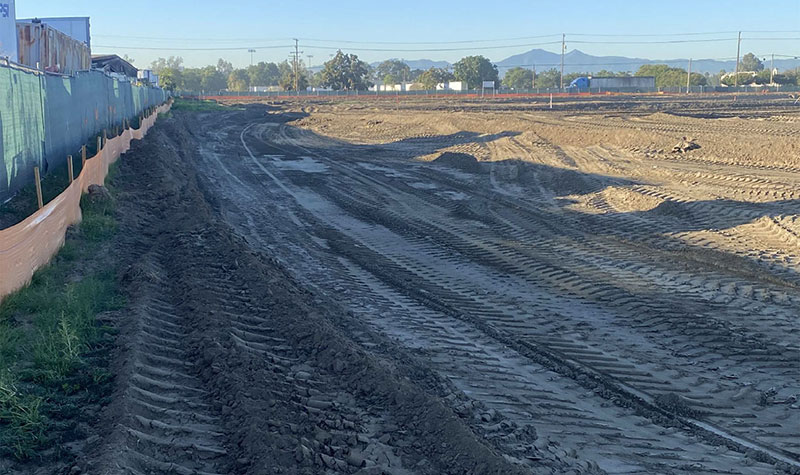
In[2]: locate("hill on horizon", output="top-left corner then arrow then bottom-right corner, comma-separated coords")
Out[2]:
359,50 -> 799,78
496,49 -> 800,76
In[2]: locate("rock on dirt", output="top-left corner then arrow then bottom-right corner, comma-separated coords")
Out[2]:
671,137 -> 700,153
87,184 -> 112,201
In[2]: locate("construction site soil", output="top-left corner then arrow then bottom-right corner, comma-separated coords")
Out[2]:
73,95 -> 799,474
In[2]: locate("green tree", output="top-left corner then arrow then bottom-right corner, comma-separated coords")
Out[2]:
200,66 -> 227,92
453,55 -> 499,89
503,67 -> 534,90
375,60 -> 410,83
217,58 -> 234,75
636,64 -> 706,88
150,56 -> 183,74
227,69 -> 250,92
158,68 -> 182,91
247,62 -> 281,87
320,51 -> 372,91
181,68 -> 202,92
382,73 -> 400,85
739,53 -> 764,72
417,67 -> 455,90
532,68 -> 559,88
279,67 -> 308,91
593,69 -> 631,77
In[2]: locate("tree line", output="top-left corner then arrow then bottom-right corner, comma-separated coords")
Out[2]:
150,50 -> 798,92
502,52 -> 799,90
149,53 -> 505,92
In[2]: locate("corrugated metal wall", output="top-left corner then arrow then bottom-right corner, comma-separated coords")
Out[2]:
16,22 -> 90,75
0,65 -> 167,202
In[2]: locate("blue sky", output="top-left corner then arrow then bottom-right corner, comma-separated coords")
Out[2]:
17,0 -> 800,68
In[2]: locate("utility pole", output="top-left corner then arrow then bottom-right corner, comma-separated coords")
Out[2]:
532,64 -> 536,89
294,39 -> 300,92
686,58 -> 692,93
291,39 -> 302,92
734,31 -> 742,88
560,34 -> 566,90
770,53 -> 774,84
307,54 -> 313,70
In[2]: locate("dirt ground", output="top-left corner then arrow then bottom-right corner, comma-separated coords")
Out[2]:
72,95 -> 799,474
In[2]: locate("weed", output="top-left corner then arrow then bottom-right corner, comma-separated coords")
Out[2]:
172,97 -> 228,112
0,165 -> 122,460
0,372 -> 47,459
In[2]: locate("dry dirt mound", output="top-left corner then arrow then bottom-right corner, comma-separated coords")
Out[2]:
432,151 -> 485,174
601,187 -> 665,212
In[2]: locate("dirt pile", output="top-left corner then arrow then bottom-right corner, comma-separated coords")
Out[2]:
432,152 -> 485,174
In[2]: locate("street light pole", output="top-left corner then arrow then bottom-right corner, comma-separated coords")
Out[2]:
560,34 -> 566,90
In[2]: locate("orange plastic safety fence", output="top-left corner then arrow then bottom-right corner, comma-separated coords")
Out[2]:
0,101 -> 172,301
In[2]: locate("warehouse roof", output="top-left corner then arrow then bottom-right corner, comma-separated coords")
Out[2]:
91,54 -> 138,78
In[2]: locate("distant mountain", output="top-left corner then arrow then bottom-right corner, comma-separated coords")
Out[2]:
370,58 -> 451,71
494,48 -> 800,76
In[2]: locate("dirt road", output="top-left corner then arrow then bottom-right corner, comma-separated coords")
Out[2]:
82,97 -> 799,474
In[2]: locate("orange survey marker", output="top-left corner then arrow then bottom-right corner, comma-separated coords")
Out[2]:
0,101 -> 172,301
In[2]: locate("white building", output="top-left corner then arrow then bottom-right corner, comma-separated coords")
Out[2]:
137,69 -> 159,87
436,81 -> 464,91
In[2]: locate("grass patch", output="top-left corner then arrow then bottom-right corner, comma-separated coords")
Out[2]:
0,169 -> 122,461
173,97 -> 228,112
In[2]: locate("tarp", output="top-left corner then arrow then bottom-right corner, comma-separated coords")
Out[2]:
1,64 -> 168,201
0,100 -> 171,301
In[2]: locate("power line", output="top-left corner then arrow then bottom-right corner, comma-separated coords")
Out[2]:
92,30 -> 800,43
295,34 -> 562,45
569,38 -> 737,45
93,44 -> 294,51
299,41 -> 564,52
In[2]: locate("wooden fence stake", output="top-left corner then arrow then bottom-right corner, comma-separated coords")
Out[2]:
67,155 -> 74,184
81,145 -> 87,167
34,166 -> 43,209
97,136 -> 102,155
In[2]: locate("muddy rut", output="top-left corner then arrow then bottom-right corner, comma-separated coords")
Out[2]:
79,116 -> 529,474
80,99 -> 800,474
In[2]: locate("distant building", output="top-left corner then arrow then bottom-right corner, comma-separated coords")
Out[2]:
137,69 -> 159,87
436,81 -> 464,91
249,85 -> 283,93
17,19 -> 90,74
17,16 -> 90,49
92,54 -> 137,79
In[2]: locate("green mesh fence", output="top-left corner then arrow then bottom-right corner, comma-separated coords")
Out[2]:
1,65 -> 167,202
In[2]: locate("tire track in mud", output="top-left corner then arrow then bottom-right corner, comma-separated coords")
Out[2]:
310,176 -> 800,466
84,114 -> 530,475
276,118 -> 800,458
228,118 -> 796,472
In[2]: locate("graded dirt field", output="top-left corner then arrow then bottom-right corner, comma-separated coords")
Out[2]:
71,95 -> 800,474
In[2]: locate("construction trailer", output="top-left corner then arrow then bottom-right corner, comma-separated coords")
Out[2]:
16,19 -> 90,74
17,16 -> 90,49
